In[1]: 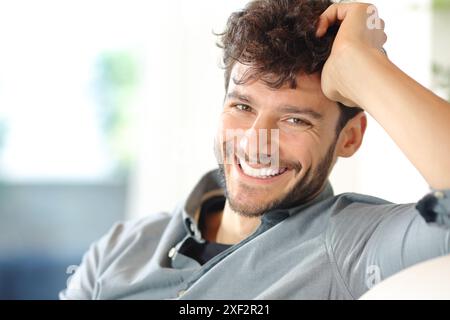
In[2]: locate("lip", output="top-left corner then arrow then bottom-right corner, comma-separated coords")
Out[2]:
233,155 -> 291,184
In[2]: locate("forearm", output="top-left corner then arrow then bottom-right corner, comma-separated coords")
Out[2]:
337,46 -> 450,189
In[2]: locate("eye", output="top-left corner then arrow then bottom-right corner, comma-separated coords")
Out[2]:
286,117 -> 311,126
234,104 -> 252,112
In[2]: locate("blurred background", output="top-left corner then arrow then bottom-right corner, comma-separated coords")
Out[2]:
0,0 -> 448,299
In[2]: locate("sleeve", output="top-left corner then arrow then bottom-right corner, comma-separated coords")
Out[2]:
327,190 -> 450,299
415,190 -> 450,228
59,212 -> 171,300
58,222 -> 126,300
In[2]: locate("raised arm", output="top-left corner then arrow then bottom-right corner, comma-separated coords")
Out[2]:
317,2 -> 450,190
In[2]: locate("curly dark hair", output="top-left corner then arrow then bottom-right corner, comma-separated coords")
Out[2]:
217,0 -> 363,135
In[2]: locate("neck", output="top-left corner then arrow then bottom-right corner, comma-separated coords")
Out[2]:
213,201 -> 261,245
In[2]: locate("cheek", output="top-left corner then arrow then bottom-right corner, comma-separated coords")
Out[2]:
216,114 -> 246,157
220,113 -> 236,130
280,132 -> 320,169
217,113 -> 252,144
220,111 -> 255,130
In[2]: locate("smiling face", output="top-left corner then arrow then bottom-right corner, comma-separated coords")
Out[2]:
215,63 -> 362,217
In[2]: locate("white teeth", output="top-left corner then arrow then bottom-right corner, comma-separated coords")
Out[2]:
239,158 -> 286,179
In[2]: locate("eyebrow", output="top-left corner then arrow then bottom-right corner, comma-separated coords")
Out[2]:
226,90 -> 323,120
277,105 -> 323,120
226,90 -> 254,104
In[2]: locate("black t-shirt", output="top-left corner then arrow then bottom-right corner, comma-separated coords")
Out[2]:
179,196 -> 232,265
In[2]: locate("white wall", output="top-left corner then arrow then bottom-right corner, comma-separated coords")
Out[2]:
128,0 -> 434,219
126,1 -> 248,218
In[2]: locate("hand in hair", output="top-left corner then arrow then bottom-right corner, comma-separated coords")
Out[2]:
316,2 -> 387,107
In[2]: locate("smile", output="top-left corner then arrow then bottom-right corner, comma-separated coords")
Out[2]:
235,155 -> 289,180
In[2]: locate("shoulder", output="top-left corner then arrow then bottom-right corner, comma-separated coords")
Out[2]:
325,192 -> 417,256
95,211 -> 173,268
328,192 -> 416,225
106,211 -> 172,245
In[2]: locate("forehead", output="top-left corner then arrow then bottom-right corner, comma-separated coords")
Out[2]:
228,63 -> 336,113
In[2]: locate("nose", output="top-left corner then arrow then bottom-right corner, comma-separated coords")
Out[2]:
239,115 -> 279,165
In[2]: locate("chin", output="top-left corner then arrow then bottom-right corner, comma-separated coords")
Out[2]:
223,164 -> 300,217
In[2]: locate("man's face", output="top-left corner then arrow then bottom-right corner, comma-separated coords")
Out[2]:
215,63 -> 341,217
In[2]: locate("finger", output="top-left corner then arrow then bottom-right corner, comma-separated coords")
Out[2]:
316,3 -> 353,37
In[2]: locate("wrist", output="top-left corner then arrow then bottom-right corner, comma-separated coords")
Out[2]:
330,43 -> 385,108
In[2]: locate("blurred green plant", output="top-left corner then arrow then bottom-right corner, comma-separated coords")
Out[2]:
94,51 -> 140,177
432,62 -> 450,101
433,0 -> 450,11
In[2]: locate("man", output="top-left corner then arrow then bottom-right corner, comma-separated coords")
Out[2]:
61,0 -> 450,299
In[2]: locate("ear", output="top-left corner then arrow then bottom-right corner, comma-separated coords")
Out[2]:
336,112 -> 367,158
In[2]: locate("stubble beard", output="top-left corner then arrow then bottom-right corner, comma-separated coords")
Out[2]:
215,139 -> 336,218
